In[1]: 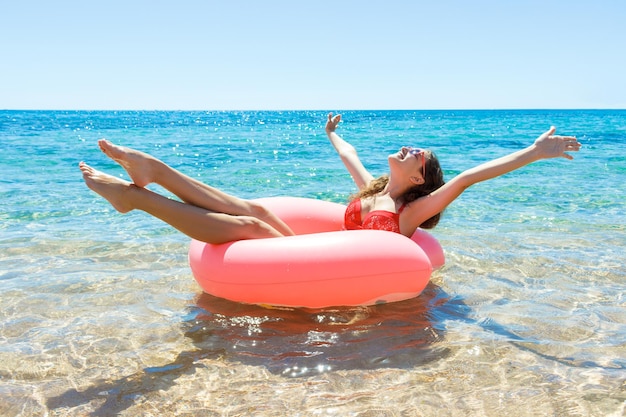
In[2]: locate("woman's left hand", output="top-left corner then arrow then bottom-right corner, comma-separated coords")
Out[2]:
534,127 -> 581,160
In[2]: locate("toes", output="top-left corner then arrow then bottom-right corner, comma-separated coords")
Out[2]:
79,162 -> 97,178
98,139 -> 115,157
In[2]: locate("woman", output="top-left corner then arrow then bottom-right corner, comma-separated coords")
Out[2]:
325,113 -> 580,237
79,113 -> 581,242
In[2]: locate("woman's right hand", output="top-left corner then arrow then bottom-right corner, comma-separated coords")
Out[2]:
325,113 -> 341,134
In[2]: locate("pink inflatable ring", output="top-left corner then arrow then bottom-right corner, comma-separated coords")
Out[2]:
189,197 -> 444,308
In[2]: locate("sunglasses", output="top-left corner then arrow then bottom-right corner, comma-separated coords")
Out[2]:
408,147 -> 426,178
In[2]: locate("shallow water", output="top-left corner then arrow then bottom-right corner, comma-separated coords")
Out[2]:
1,110 -> 625,416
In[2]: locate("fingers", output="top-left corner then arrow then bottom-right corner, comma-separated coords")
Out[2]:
326,112 -> 341,134
327,112 -> 341,126
555,135 -> 581,146
552,135 -> 578,142
547,128 -> 579,147
560,135 -> 581,159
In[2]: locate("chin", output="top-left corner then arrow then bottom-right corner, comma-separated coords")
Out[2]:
387,154 -> 400,168
389,151 -> 403,161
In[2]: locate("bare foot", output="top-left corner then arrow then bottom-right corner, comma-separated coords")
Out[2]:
79,162 -> 135,213
98,139 -> 157,187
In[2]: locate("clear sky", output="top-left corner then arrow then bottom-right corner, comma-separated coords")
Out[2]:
2,0 -> 625,110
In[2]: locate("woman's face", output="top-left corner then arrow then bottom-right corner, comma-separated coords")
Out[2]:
389,147 -> 428,180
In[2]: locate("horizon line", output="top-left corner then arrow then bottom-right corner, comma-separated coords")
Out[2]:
2,107 -> 625,112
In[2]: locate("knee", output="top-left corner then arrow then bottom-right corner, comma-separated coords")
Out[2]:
246,201 -> 273,221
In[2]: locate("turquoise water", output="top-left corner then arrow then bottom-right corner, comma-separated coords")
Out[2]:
1,110 -> 625,416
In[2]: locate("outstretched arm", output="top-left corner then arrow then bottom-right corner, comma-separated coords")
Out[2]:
446,126 -> 580,188
400,127 -> 581,233
325,113 -> 375,189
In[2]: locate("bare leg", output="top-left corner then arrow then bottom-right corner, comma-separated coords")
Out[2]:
97,139 -> 294,237
79,162 -> 285,244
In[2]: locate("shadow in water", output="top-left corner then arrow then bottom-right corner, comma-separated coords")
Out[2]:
47,282 -> 464,415
185,282 -> 456,376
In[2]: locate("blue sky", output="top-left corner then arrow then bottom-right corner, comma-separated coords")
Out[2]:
2,0 -> 625,110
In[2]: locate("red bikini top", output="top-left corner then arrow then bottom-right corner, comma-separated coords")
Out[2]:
344,198 -> 405,234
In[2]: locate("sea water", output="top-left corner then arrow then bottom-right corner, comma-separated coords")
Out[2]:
1,110 -> 624,416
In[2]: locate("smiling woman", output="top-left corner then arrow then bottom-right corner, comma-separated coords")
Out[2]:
77,112 -> 581,309
324,113 -> 580,236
